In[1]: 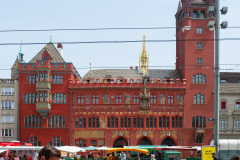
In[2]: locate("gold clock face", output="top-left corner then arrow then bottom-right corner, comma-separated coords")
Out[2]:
141,100 -> 149,109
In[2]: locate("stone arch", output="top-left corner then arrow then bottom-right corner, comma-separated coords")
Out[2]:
113,137 -> 128,148
192,10 -> 198,18
137,137 -> 152,145
161,137 -> 176,146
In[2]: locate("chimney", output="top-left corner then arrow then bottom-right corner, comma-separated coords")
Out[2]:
57,43 -> 63,57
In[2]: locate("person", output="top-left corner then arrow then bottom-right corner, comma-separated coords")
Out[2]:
22,155 -> 27,160
38,146 -> 61,160
230,155 -> 240,160
151,155 -> 156,160
32,151 -> 38,160
212,153 -> 218,160
121,152 -> 126,160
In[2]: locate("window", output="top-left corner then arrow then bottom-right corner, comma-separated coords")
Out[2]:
121,117 -> 124,128
28,75 -> 36,84
195,135 -> 204,143
79,139 -> 82,147
52,93 -> 66,104
52,136 -> 62,147
221,101 -> 226,109
163,116 -> 166,128
236,102 -> 240,110
1,115 -> 14,123
115,118 -> 118,128
172,117 -> 175,128
91,140 -> 97,146
192,11 -> 198,18
92,95 -> 99,104
83,140 -> 86,147
78,95 -> 84,104
29,136 -> 41,146
146,118 -> 149,128
151,95 -> 157,104
235,119 -> 240,130
197,27 -> 203,34
221,79 -> 227,83
116,95 -> 122,103
159,117 -> 162,128
192,116 -> 206,128
1,129 -> 14,137
128,118 -> 131,128
52,75 -> 63,84
47,115 -> 65,128
197,42 -> 203,49
194,93 -> 205,104
137,117 -> 140,128
179,117 -> 182,128
168,95 -> 174,104
220,119 -> 226,130
75,117 -> 78,128
1,101 -> 14,109
124,117 -> 127,128
197,58 -> 203,64
199,11 -> 205,19
133,95 -> 139,103
193,74 -> 206,84
1,87 -> 14,95
75,140 -> 79,147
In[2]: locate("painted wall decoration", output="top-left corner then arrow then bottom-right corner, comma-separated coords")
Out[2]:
100,116 -> 106,129
176,95 -> 184,105
159,94 -> 166,104
74,131 -> 104,138
85,95 -> 91,104
124,94 -> 131,104
102,94 -> 114,104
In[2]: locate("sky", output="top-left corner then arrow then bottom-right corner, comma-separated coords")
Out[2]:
0,0 -> 239,78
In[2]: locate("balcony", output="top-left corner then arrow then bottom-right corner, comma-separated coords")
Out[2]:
36,102 -> 51,118
233,110 -> 240,115
36,81 -> 51,91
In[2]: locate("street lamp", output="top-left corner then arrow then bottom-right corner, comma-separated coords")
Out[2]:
207,1 -> 228,158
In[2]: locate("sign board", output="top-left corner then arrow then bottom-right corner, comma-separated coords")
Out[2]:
201,146 -> 215,160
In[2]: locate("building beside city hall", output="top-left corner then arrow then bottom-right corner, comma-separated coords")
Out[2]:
17,0 -> 215,147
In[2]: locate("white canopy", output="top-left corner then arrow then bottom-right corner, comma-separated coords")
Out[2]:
56,146 -> 85,153
96,146 -> 109,150
0,146 -> 43,151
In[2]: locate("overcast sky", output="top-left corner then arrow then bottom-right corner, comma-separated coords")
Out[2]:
0,0 -> 239,78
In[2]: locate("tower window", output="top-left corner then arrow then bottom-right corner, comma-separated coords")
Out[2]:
197,27 -> 203,34
197,42 -> 203,49
192,11 -> 198,18
197,58 -> 203,64
199,11 -> 205,19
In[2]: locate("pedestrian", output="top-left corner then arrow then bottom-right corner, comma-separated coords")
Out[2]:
22,155 -> 27,160
38,145 -> 61,160
230,155 -> 240,160
121,152 -> 126,160
212,153 -> 218,160
151,155 -> 156,160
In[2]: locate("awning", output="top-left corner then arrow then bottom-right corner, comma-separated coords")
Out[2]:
124,145 -> 167,151
83,146 -> 97,150
0,146 -> 43,150
96,146 -> 109,150
107,148 -> 148,155
155,146 -> 199,151
56,146 -> 86,153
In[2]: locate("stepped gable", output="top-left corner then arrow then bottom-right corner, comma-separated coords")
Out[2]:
83,69 -> 182,82
29,42 -> 65,63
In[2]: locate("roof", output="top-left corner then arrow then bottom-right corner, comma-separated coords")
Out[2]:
29,43 -> 65,63
82,69 -> 182,82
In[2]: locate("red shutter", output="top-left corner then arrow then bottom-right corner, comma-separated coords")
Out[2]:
221,102 -> 226,109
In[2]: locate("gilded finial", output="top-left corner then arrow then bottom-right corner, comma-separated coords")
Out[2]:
50,35 -> 52,42
19,38 -> 24,62
139,34 -> 149,77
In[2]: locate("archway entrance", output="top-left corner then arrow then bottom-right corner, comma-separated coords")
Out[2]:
113,137 -> 128,148
137,137 -> 152,145
161,137 -> 175,146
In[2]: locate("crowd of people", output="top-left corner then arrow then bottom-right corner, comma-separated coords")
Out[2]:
1,146 -> 240,160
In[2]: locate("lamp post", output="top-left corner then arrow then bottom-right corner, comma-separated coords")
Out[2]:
208,0 -> 228,158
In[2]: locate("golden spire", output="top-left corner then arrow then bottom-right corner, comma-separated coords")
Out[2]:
139,34 -> 149,77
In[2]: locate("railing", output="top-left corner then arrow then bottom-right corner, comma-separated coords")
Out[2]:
0,79 -> 15,84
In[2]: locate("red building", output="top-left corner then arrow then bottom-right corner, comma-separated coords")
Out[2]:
18,43 -> 80,146
175,0 -> 215,146
18,0 -> 215,147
